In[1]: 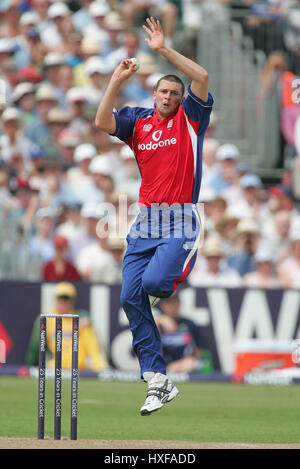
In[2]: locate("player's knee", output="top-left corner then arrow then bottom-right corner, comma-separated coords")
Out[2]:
142,274 -> 172,298
142,274 -> 157,296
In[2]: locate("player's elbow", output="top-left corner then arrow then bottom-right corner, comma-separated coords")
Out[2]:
95,114 -> 116,134
192,71 -> 209,91
199,70 -> 209,85
94,115 -> 106,131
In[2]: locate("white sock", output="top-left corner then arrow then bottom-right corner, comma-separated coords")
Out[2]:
143,371 -> 155,382
143,372 -> 166,384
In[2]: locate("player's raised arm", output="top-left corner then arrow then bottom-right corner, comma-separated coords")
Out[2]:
95,59 -> 138,134
143,17 -> 209,102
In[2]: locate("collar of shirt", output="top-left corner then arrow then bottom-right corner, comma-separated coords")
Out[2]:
153,105 -> 178,124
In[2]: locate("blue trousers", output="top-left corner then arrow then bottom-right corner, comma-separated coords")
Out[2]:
120,204 -> 201,377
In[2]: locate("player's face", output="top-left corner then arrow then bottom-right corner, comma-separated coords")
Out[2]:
153,80 -> 183,119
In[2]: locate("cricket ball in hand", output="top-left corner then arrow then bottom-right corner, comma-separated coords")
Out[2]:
129,57 -> 139,71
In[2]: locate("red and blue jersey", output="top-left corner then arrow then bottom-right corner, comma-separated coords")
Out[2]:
112,85 -> 213,206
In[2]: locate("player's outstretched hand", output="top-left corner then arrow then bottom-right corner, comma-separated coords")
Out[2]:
143,17 -> 165,51
112,59 -> 138,83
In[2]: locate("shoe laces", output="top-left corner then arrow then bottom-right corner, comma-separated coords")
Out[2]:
146,378 -> 170,402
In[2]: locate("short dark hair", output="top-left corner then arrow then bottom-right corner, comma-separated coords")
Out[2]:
155,75 -> 185,97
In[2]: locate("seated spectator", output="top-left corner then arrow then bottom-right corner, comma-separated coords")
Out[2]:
76,230 -> 119,284
243,244 -> 281,289
102,135 -> 125,171
219,161 -> 252,209
263,210 -> 291,263
31,0 -> 51,31
270,185 -> 297,214
0,55 -> 16,105
69,202 -> 102,264
11,82 -> 36,126
105,30 -> 141,70
91,127 -> 111,157
122,0 -> 177,47
121,53 -> 159,106
24,84 -> 58,151
10,176 -> 40,231
226,173 -> 268,224
264,184 -> 300,236
39,159 -> 81,212
188,236 -> 242,288
277,229 -> 300,288
82,1 -> 111,47
227,218 -> 261,277
105,237 -> 126,284
64,31 -> 83,68
65,87 -> 89,137
55,203 -> 83,242
209,143 -> 240,194
101,12 -> 127,58
57,127 -> 81,169
40,2 -> 73,52
15,17 -> 48,69
198,187 -> 218,234
155,294 -> 214,373
0,3 -> 22,41
207,194 -> 228,229
25,281 -> 109,371
41,52 -> 65,95
82,56 -> 112,107
200,138 -> 220,192
0,107 -> 37,172
66,143 -> 97,196
17,63 -> 44,85
72,35 -> 102,87
215,214 -> 240,257
37,106 -> 71,162
6,151 -> 26,185
56,63 -> 75,109
43,235 -> 81,282
88,155 -> 115,203
116,145 -> 141,202
27,146 -> 47,193
26,207 -> 56,267
72,0 -> 95,34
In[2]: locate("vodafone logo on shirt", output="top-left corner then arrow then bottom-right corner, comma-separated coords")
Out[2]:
152,130 -> 162,141
138,130 -> 177,151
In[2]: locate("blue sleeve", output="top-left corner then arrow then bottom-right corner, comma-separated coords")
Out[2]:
111,106 -> 154,143
182,85 -> 214,133
111,106 -> 138,142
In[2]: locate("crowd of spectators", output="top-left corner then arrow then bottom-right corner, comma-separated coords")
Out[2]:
189,139 -> 300,289
0,0 -> 299,290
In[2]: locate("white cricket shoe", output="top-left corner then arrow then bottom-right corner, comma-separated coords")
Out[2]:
140,372 -> 179,416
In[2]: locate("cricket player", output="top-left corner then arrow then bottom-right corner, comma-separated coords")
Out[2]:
95,17 -> 213,415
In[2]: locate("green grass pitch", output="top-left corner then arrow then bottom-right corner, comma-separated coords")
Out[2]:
0,376 -> 300,443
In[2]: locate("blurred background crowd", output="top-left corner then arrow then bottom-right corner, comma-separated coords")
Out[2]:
0,0 -> 299,289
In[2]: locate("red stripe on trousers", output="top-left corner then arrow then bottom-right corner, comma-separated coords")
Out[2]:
173,257 -> 193,292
